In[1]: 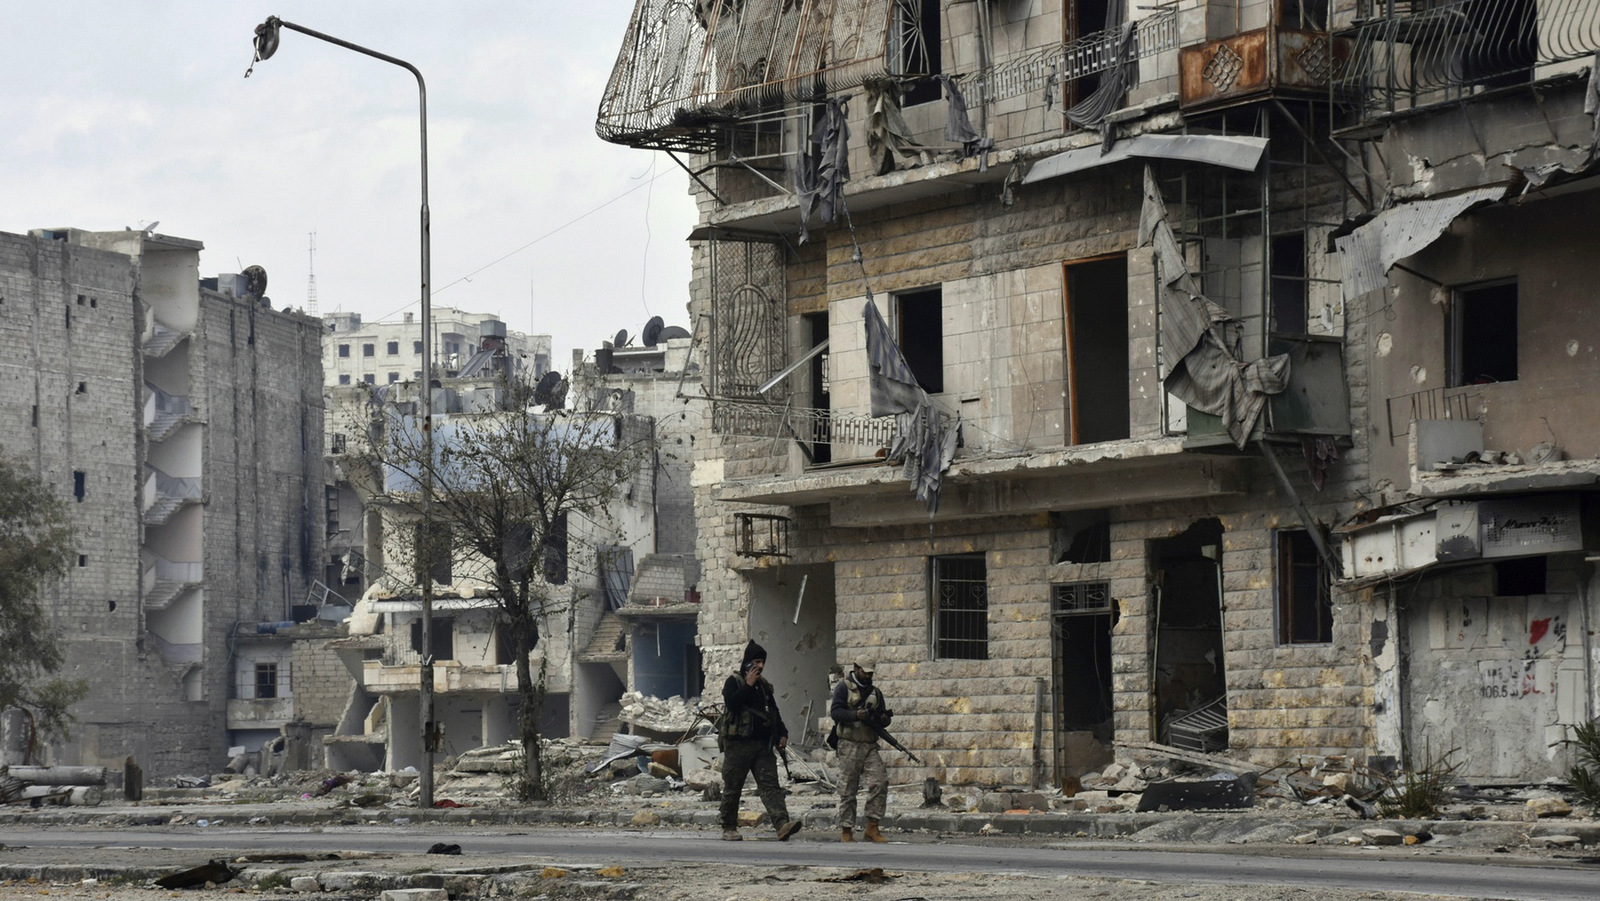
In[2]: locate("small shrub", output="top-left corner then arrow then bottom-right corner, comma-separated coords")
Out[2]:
1568,720 -> 1600,812
1379,743 -> 1459,819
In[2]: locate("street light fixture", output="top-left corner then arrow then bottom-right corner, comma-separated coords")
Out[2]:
248,15 -> 439,809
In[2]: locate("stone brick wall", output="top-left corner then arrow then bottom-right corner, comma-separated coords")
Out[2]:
291,628 -> 353,729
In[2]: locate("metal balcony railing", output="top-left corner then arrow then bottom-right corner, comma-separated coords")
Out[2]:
712,400 -> 898,449
969,8 -> 1181,104
1336,0 -> 1600,124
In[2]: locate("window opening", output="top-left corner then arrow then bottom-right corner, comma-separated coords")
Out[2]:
1269,232 -> 1308,335
1449,279 -> 1517,386
78,554 -> 88,567
895,287 -> 944,394
1051,510 -> 1113,564
410,616 -> 455,661
414,340 -> 423,354
932,553 -> 987,659
893,0 -> 942,105
1494,557 -> 1546,596
804,311 -> 831,465
387,341 -> 400,355
362,343 -> 375,357
363,373 -> 375,384
338,344 -> 350,358
254,662 -> 278,699
1277,529 -> 1332,644
388,372 -> 400,383
338,374 -> 351,385
73,471 -> 86,501
1065,255 -> 1129,443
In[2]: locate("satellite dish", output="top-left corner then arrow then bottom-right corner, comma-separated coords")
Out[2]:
641,315 -> 665,347
243,265 -> 268,298
613,329 -> 631,349
657,325 -> 691,341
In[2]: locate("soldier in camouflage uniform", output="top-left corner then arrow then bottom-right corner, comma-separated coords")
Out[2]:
830,659 -> 892,842
718,640 -> 801,842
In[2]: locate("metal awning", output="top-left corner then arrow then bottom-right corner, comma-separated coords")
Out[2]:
1335,184 -> 1509,301
1022,134 -> 1269,185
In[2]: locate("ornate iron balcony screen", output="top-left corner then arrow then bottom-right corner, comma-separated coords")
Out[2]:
1336,0 -> 1600,120
969,8 -> 1180,104
597,0 -> 910,151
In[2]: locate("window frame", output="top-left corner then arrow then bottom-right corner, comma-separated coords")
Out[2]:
387,341 -> 400,355
254,661 -> 279,699
1275,529 -> 1332,645
930,553 -> 988,660
362,343 -> 375,357
338,343 -> 350,358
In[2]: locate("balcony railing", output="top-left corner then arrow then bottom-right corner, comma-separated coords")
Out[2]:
1336,0 -> 1600,126
969,7 -> 1181,104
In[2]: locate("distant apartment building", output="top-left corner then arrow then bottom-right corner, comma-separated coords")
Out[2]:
320,310 -> 553,609
321,309 -> 552,389
0,227 -> 325,778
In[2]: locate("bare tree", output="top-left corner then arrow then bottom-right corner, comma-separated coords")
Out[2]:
353,384 -> 656,799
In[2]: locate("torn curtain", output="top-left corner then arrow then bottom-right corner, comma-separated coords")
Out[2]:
1138,166 -> 1289,448
863,298 -> 960,512
795,97 -> 851,244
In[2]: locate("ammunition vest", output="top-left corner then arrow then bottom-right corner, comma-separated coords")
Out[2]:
837,680 -> 884,744
719,674 -> 773,743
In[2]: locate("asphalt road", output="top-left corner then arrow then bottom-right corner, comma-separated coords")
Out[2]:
4,825 -> 1599,900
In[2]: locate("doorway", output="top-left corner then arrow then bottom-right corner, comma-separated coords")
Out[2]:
1151,519 -> 1227,750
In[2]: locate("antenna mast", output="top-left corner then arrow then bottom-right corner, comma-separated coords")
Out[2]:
307,232 -> 319,316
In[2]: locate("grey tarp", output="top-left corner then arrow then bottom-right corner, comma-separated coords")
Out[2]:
1334,184 -> 1508,301
1064,0 -> 1136,142
865,79 -> 926,175
863,298 -> 960,512
795,97 -> 850,244
938,74 -> 995,172
1138,166 -> 1289,448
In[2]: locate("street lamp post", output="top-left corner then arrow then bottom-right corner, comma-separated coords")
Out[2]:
249,15 -> 438,809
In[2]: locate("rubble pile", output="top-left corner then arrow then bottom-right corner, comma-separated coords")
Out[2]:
617,692 -> 700,733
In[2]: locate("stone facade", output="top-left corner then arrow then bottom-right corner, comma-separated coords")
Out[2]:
0,229 -> 324,778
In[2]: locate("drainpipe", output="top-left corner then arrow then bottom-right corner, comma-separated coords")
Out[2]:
1582,558 -> 1598,723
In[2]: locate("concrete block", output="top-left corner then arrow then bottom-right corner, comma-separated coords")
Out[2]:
380,891 -> 448,901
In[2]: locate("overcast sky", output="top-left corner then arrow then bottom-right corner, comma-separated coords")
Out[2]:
2,2 -> 698,366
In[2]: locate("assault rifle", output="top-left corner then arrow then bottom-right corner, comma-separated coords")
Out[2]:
866,720 -> 922,765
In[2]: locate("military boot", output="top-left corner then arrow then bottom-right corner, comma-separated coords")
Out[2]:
864,819 -> 887,843
840,826 -> 854,842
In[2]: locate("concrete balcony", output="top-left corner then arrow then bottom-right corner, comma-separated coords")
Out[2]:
360,658 -> 536,695
226,697 -> 295,731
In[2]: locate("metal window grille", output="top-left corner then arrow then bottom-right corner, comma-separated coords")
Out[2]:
932,554 -> 988,660
736,512 -> 791,558
709,238 -> 787,424
1053,581 -> 1112,615
1277,530 -> 1332,644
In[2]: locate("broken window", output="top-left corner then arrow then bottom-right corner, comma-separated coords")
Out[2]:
895,287 -> 944,394
1276,529 -> 1332,644
254,662 -> 278,699
1448,279 -> 1517,386
931,553 -> 988,660
1051,509 -> 1112,564
893,0 -> 942,105
1269,232 -> 1308,335
1279,0 -> 1328,30
495,619 -> 537,665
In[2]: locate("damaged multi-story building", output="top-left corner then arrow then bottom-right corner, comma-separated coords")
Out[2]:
324,324 -> 701,769
0,228 -> 325,778
596,0 -> 1600,786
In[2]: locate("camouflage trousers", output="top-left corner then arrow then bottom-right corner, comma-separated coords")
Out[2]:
836,737 -> 886,827
720,738 -> 790,830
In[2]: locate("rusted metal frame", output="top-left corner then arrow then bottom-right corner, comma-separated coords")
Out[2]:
665,150 -> 727,206
1270,99 -> 1374,212
1257,439 -> 1344,579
